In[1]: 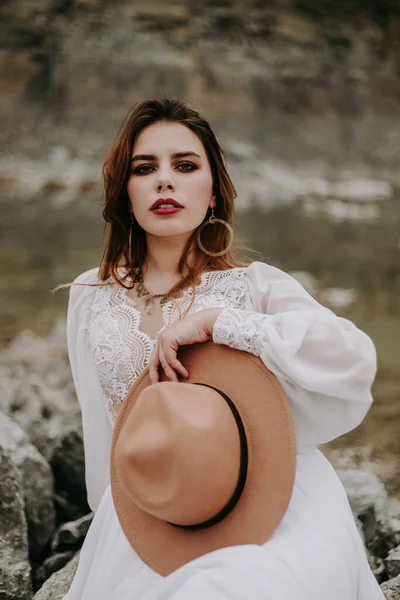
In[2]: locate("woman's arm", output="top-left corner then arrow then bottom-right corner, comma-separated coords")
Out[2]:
66,268 -> 113,512
212,261 -> 377,449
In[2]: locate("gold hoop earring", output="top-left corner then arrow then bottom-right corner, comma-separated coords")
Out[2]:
128,214 -> 134,262
196,208 -> 234,257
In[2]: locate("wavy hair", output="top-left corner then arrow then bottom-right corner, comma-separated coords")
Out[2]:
55,97 -> 253,312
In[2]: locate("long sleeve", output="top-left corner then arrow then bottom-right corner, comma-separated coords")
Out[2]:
212,261 -> 377,449
66,268 -> 113,512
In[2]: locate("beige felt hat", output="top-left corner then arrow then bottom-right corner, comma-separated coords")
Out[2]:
110,341 -> 296,576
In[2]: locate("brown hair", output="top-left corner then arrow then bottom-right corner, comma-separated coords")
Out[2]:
56,97 -> 254,311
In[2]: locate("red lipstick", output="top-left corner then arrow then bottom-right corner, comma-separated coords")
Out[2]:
151,198 -> 184,215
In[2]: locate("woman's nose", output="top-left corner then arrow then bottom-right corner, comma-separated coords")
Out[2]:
156,172 -> 175,192
157,181 -> 174,191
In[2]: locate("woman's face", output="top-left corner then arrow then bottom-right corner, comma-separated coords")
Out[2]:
127,121 -> 216,240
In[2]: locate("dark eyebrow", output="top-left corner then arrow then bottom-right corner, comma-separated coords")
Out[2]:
131,151 -> 202,163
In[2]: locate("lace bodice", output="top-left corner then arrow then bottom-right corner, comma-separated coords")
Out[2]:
88,268 -> 249,424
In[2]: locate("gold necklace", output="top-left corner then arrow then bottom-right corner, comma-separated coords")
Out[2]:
135,270 -> 170,316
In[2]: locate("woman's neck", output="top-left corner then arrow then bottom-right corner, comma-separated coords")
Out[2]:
143,233 -> 196,278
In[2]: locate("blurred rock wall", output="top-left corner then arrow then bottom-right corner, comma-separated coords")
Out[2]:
1,0 -> 399,172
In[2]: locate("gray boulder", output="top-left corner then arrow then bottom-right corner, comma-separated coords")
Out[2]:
54,489 -> 89,523
363,497 -> 400,560
367,552 -> 386,584
33,552 -> 79,600
49,428 -> 88,512
34,550 -> 76,588
51,513 -> 93,554
370,512 -> 400,561
49,428 -> 90,523
381,573 -> 400,599
0,324 -> 82,463
385,545 -> 400,580
0,446 -> 33,600
337,469 -> 400,559
0,410 -> 55,560
336,469 -> 388,518
42,551 -> 76,579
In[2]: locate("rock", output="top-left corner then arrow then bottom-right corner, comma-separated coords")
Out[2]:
367,550 -> 387,584
49,428 -> 89,514
385,546 -> 400,580
0,410 -> 55,561
42,550 -> 76,579
381,573 -> 400,600
51,513 -> 93,554
369,513 -> 400,561
372,560 -> 387,585
54,490 -> 89,523
0,324 -> 82,463
33,552 -> 79,600
1,0 -> 400,178
355,515 -> 365,543
335,469 -> 399,558
386,499 -> 400,521
336,469 -> 388,519
33,551 -> 75,591
0,446 -> 33,600
336,468 -> 400,583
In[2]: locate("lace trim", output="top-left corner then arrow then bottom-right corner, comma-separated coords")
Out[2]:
88,267 -> 248,425
88,285 -> 156,424
213,307 -> 272,356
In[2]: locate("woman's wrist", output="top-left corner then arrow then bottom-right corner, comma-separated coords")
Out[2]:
204,307 -> 224,337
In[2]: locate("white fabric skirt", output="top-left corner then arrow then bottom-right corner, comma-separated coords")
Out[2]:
63,450 -> 384,600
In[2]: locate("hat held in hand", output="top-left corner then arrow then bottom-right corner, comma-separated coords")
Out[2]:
110,341 -> 296,575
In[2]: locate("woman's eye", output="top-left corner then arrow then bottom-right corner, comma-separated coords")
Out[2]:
177,162 -> 197,172
132,162 -> 197,175
133,165 -> 154,175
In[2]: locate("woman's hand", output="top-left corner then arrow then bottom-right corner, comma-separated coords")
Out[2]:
148,308 -> 223,384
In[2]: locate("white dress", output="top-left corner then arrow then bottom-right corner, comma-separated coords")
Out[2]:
64,261 -> 384,599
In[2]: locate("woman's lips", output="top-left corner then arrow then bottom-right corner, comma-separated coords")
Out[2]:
151,206 -> 183,215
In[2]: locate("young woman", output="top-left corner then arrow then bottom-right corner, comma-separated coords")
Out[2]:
64,98 -> 384,599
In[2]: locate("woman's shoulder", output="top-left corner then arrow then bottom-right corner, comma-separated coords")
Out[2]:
68,267 -> 103,313
72,266 -> 101,285
241,261 -> 315,308
206,261 -> 293,290
245,260 -> 297,281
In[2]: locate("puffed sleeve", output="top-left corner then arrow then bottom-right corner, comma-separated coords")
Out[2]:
66,267 -> 113,512
212,261 -> 377,449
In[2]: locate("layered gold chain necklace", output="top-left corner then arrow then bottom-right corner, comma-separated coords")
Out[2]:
135,270 -> 171,316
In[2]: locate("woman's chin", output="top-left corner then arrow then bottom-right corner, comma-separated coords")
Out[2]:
145,224 -> 195,239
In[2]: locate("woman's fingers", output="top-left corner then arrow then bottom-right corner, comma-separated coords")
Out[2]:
159,346 -> 179,382
148,343 -> 160,384
148,310 -> 220,383
169,357 -> 189,380
149,340 -> 189,383
162,338 -> 189,381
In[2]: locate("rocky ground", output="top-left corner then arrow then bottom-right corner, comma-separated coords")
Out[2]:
0,322 -> 90,598
0,322 -> 399,598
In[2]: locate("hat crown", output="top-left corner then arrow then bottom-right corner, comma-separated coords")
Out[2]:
114,382 -> 241,526
110,341 -> 297,576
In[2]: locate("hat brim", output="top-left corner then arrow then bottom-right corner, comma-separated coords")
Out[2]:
110,341 -> 296,575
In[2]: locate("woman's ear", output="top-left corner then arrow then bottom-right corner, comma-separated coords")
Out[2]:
210,193 -> 216,209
